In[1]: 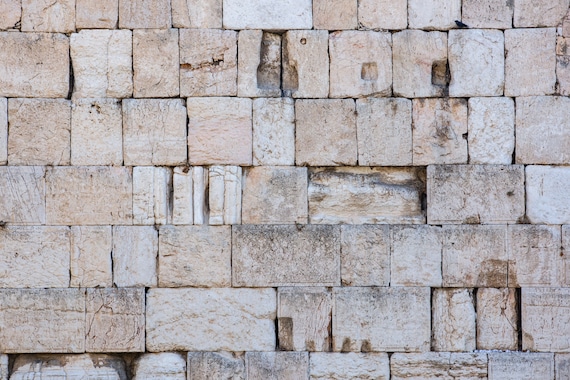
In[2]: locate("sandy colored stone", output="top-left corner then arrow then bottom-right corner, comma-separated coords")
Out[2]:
133,353 -> 186,380
172,166 -> 193,225
526,166 -> 570,224
0,99 -> 4,165
558,55 -> 570,96
172,0 -> 221,28
233,225 -> 340,287
10,354 -> 126,379
488,353 -> 554,379
391,353 -> 488,380
71,226 -> 112,288
310,353 -> 389,380
192,166 -> 208,225
76,0 -> 118,28
21,0 -> 74,32
462,0 -> 514,28
207,166 -> 241,225
133,166 -> 172,225
477,288 -> 518,350
71,98 -> 123,166
118,0 -> 170,28
253,98 -> 295,165
408,0 -> 461,30
514,0 -> 569,27
0,354 -> 6,380
246,352 -> 309,380
8,98 -> 70,165
313,0 -> 356,29
0,0 -> 20,30
113,226 -> 157,287
0,166 -> 45,224
432,288 -> 476,352
556,354 -> 570,380
188,352 -> 245,380
147,288 -> 276,351
223,0 -> 312,29
358,0 -> 406,30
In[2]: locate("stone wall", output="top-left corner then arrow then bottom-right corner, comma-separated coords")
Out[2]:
0,0 -> 570,378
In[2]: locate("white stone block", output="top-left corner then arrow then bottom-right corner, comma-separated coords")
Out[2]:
112,226 -> 158,287
314,0 -> 357,30
238,31 -> 282,98
526,165 -> 570,224
432,288 -> 476,352
208,166 -> 224,225
192,166 -> 208,224
408,0 -> 461,30
76,0 -> 118,28
514,0 -> 570,27
310,353 -> 390,380
188,352 -> 245,380
172,0 -> 221,28
0,0 -> 21,30
391,353 -> 488,380
71,226 -> 112,288
488,353 -> 554,380
477,288 -> 518,350
556,354 -> 570,380
21,0 -> 75,32
246,352 -> 309,380
0,98 -> 5,165
172,166 -> 193,225
462,0 -> 514,28
0,166 -> 45,224
10,354 -> 127,379
358,0 -> 406,30
207,166 -> 241,225
118,0 -> 171,28
223,0 -> 312,29
133,353 -> 186,380
253,98 -> 295,165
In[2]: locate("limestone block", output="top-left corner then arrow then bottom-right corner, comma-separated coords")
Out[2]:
333,287 -> 430,352
526,166 -> 570,224
309,167 -> 425,224
212,166 -> 242,225
238,31 -> 282,98
356,98 -> 412,166
408,0 -> 461,30
468,97 -> 515,164
477,288 -> 518,350
488,353 -> 554,379
86,288 -> 144,352
0,354 -> 6,380
391,225 -> 443,287
432,288 -> 476,352
158,225 -> 231,287
358,0 -> 406,30
558,55 -> 570,96
391,353 -> 488,380
71,226 -> 112,288
113,226 -> 157,287
133,29 -> 179,98
172,166 -> 193,225
0,166 -> 45,224
556,354 -> 570,380
172,0 -> 222,28
76,0 -> 118,28
188,352 -> 245,380
310,353 -> 389,380
253,98 -> 295,165
296,99 -> 357,166
278,288 -> 331,351
505,28 -> 556,96
133,167 -> 172,225
246,352 -> 309,380
192,166 -> 208,224
462,0 -> 514,28
442,225 -> 508,287
180,29 -> 237,97
123,99 -> 186,166
340,225 -> 390,286
71,98 -> 123,166
21,0 -> 75,32
10,354 -> 127,379
146,288 -> 276,351
329,31 -> 392,98
392,30 -> 448,98
232,225 -> 340,287
133,353 -> 186,380
313,0 -> 357,30
223,0 -> 312,29
118,0 -> 171,28
46,166 -> 132,225
71,30 -> 132,98
282,30 -> 329,98
0,289 -> 84,353
208,167 -> 227,225
0,32 -> 69,97
0,0 -> 21,30
187,97 -> 252,165
0,99 -> 5,165
562,226 -> 570,286
0,226 -> 70,288
514,0 -> 570,27
427,165 -> 525,224
242,167 -> 308,224
8,98 -> 71,165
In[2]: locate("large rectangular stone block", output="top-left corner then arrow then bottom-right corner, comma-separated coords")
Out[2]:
71,226 -> 112,288
0,166 -> 45,224
314,0 -> 357,30
223,0 -> 312,29
76,0 -> 118,28
253,98 -> 295,165
188,352 -> 245,380
488,353 -> 554,380
133,353 -> 186,380
172,0 -> 222,28
10,354 -> 127,379
408,0 -> 461,30
462,0 -> 514,28
310,353 -> 389,380
21,0 -> 75,32
358,0 -> 406,30
113,226 -> 158,287
526,166 -> 570,224
391,353 -> 488,380
432,288 -> 476,352
118,0 -> 171,28
477,288 -> 518,350
514,0 -> 569,27
246,352 -> 309,380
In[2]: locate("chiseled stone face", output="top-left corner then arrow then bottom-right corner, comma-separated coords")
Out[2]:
313,0 -> 357,30
462,0 -> 514,28
71,226 -> 113,288
21,0 -> 75,32
358,0 -> 406,30
514,0 -> 570,27
488,353 -> 554,380
113,226 -> 158,287
0,98 -> 4,165
0,0 -> 21,30
246,352 -> 309,380
408,0 -> 461,30
310,353 -> 390,380
253,98 -> 295,165
76,0 -> 118,28
0,166 -> 45,224
223,0 -> 312,29
133,353 -> 186,380
477,288 -> 518,350
188,352 -> 245,380
391,352 -> 488,380
526,166 -> 570,224
432,288 -> 476,352
118,0 -> 171,28
238,30 -> 282,98
172,0 -> 222,28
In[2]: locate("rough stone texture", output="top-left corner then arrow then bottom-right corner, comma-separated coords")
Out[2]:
526,166 -> 570,224
356,97 -> 412,166
333,287 -> 431,352
488,353 -> 554,380
187,97 -> 252,165
310,353 -> 390,380
278,287 -> 331,351
133,353 -> 186,380
0,98 -> 5,165
556,354 -> 570,380
0,0 -> 21,30
391,352 -> 488,380
462,0 -> 514,28
158,225 -> 231,287
558,46 -> 570,96
21,0 -> 75,32
358,0 -> 406,30
172,166 -> 193,225
172,0 -> 222,28
71,226 -> 113,288
10,354 -> 127,379
313,0 -> 357,30
329,31 -> 392,98
246,352 -> 309,380
118,0 -> 171,28
0,166 -> 45,224
253,98 -> 295,165
192,166 -> 208,225
76,0 -> 118,28
309,167 -> 425,224
427,165 -> 525,224
188,352 -> 245,380
71,29 -> 132,99
468,97 -> 515,164
432,288 -> 476,352
113,226 -> 157,287
477,288 -> 518,350
514,0 -> 570,27
180,29 -> 237,97
340,225 -> 390,286
223,0 -> 312,29
8,98 -> 71,165
146,288 -> 276,351
408,0 -> 461,30
505,28 -> 556,96
208,166 -> 242,225
132,166 -> 172,226
0,289 -> 84,353
233,225 -> 340,287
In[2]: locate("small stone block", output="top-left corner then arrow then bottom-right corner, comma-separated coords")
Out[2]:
313,0 -> 357,30
246,352 -> 309,380
408,0 -> 461,30
21,0 -> 75,32
253,98 -> 295,165
488,353 -> 554,380
514,0 -> 570,27
432,288 -> 476,352
188,352 -> 245,380
112,226 -> 158,287
133,353 -> 186,380
0,166 -> 45,224
71,226 -> 113,288
310,353 -> 390,380
477,288 -> 518,350
358,0 -> 407,30
391,353 -> 488,380
223,0 -> 312,29
526,165 -> 570,224
118,0 -> 171,28
76,0 -> 118,28
10,354 -> 127,379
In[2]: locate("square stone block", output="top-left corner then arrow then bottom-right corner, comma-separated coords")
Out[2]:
71,226 -> 112,288
526,166 -> 570,224
0,166 -> 45,224
113,226 -> 157,287
253,98 -> 295,165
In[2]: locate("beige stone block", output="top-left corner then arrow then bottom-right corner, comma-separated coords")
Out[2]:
188,352 -> 245,380
427,165 -> 525,224
71,98 -> 123,166
113,226 -> 157,287
514,0 -> 569,27
118,0 -> 170,28
147,288 -> 276,351
172,0 -> 221,28
358,0 -> 406,30
134,353 -> 186,380
477,288 -> 518,350
133,166 -> 172,226
208,166 -> 241,225
0,289 -> 84,353
526,166 -> 570,224
333,287 -> 430,352
310,353 -> 389,380
192,166 -> 208,225
558,56 -> 570,96
223,0 -> 312,29
246,352 -> 309,380
340,225 -> 390,286
391,353 -> 488,380
21,0 -> 75,32
391,225 -> 443,287
8,98 -> 70,165
462,0 -> 513,28
188,97 -> 252,165
0,98 -> 5,165
505,28 -> 556,96
172,166 -> 193,225
393,30 -> 448,98
562,226 -> 570,286
10,354 -> 127,379
0,166 -> 45,224
76,0 -> 118,28
0,0 -> 21,30
556,354 -> 570,380
432,288 -> 476,352
0,354 -> 6,380
488,353 -> 554,380
309,167 -> 425,224
71,226 -> 112,288
71,30 -> 132,98
296,99 -> 356,166
356,97 -> 412,166
283,30 -> 329,98
253,98 -> 295,165
0,32 -> 69,97
408,0 -> 461,30
468,97 -> 515,164
313,0 -> 357,30
232,225 -> 340,287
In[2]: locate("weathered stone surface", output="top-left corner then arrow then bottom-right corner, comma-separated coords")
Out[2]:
223,0 -> 312,29
10,354 -> 127,379
147,288 -> 276,351
113,226 -> 157,287
558,54 -> 570,96
556,354 -> 570,380
0,354 -> 5,380
0,100 -> 4,165
329,31 -> 392,98
76,0 -> 118,28
8,98 -> 70,165
0,166 -> 45,224
477,288 -> 518,350
309,167 -> 425,224
333,287 -> 430,352
391,352 -> 488,380
358,0 -> 406,30
188,97 -> 252,165
514,0 -> 569,27
71,30 -> 132,99
0,0 -> 21,30
172,0 -> 222,28
133,166 -> 172,225
468,97 -> 515,164
356,97 -> 412,166
505,28 -> 556,96
71,226 -> 112,288
180,29 -> 237,97
278,287 -> 331,351
0,289 -> 84,353
71,98 -> 123,166
188,352 -> 245,380
238,31 -> 282,98
313,0 -> 357,30
158,225 -> 231,287
133,353 -> 186,380
526,166 -> 570,224
408,0 -> 461,30
488,353 -> 554,379
462,0 -> 514,28
192,166 -> 208,225
310,353 -> 389,380
172,166 -> 193,225
253,98 -> 295,165
21,0 -> 75,32
208,166 -> 242,225
432,288 -> 476,352
427,165 -> 525,224
246,352 -> 309,380
118,0 -> 171,28
340,225 -> 390,286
